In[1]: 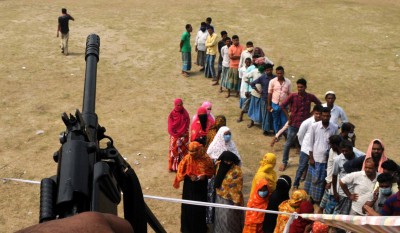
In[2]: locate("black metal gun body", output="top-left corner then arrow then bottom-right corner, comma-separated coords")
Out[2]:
39,34 -> 165,233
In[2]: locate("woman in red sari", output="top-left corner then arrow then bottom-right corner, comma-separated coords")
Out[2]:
190,107 -> 214,145
168,98 -> 190,172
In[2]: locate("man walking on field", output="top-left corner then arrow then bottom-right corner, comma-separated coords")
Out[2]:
57,8 -> 74,56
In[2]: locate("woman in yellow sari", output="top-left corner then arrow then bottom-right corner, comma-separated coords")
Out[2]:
214,151 -> 244,233
273,189 -> 308,233
250,153 -> 277,195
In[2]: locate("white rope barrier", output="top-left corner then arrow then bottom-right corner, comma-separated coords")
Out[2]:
2,178 -> 40,184
143,194 -> 294,216
2,178 -> 295,216
5,177 -> 400,233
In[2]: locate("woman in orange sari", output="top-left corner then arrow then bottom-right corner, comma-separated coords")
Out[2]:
173,141 -> 214,233
168,98 -> 190,172
243,178 -> 273,233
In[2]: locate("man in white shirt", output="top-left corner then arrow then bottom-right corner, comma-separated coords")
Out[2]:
292,104 -> 323,189
194,22 -> 208,71
329,140 -> 362,215
304,107 -> 338,204
219,37 -> 231,93
318,135 -> 342,214
238,41 -> 254,69
340,157 -> 378,215
322,91 -> 348,127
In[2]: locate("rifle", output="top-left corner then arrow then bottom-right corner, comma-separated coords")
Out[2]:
39,34 -> 166,233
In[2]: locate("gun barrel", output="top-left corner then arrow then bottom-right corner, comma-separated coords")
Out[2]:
82,34 -> 100,117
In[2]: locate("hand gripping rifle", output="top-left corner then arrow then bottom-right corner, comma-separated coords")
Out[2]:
39,34 -> 166,233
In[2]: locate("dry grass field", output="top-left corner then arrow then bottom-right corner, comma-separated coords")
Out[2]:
1,0 -> 399,232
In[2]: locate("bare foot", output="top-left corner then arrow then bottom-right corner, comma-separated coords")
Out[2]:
237,119 -> 243,123
247,122 -> 254,128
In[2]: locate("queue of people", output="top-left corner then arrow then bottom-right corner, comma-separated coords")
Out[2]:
174,17 -> 400,233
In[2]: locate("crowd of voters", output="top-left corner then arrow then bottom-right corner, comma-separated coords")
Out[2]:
171,17 -> 400,233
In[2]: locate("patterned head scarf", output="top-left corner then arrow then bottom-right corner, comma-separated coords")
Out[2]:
188,141 -> 203,158
274,189 -> 308,233
206,126 -> 240,160
288,189 -> 308,208
212,115 -> 226,130
173,141 -> 214,189
312,221 -> 329,233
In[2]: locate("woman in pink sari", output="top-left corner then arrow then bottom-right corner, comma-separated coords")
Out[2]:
168,98 -> 190,172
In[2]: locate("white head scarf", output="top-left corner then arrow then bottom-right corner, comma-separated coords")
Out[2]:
206,126 -> 241,161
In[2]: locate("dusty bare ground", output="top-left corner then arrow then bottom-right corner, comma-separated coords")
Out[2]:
0,0 -> 399,232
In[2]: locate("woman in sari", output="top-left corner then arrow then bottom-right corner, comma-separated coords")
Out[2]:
168,98 -> 190,172
206,126 -> 241,161
250,153 -> 277,195
205,115 -> 226,151
206,126 -> 241,224
192,101 -> 216,122
214,151 -> 244,233
243,178 -> 273,233
273,189 -> 308,233
173,141 -> 215,233
263,175 -> 292,233
191,107 -> 214,145
288,200 -> 314,233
